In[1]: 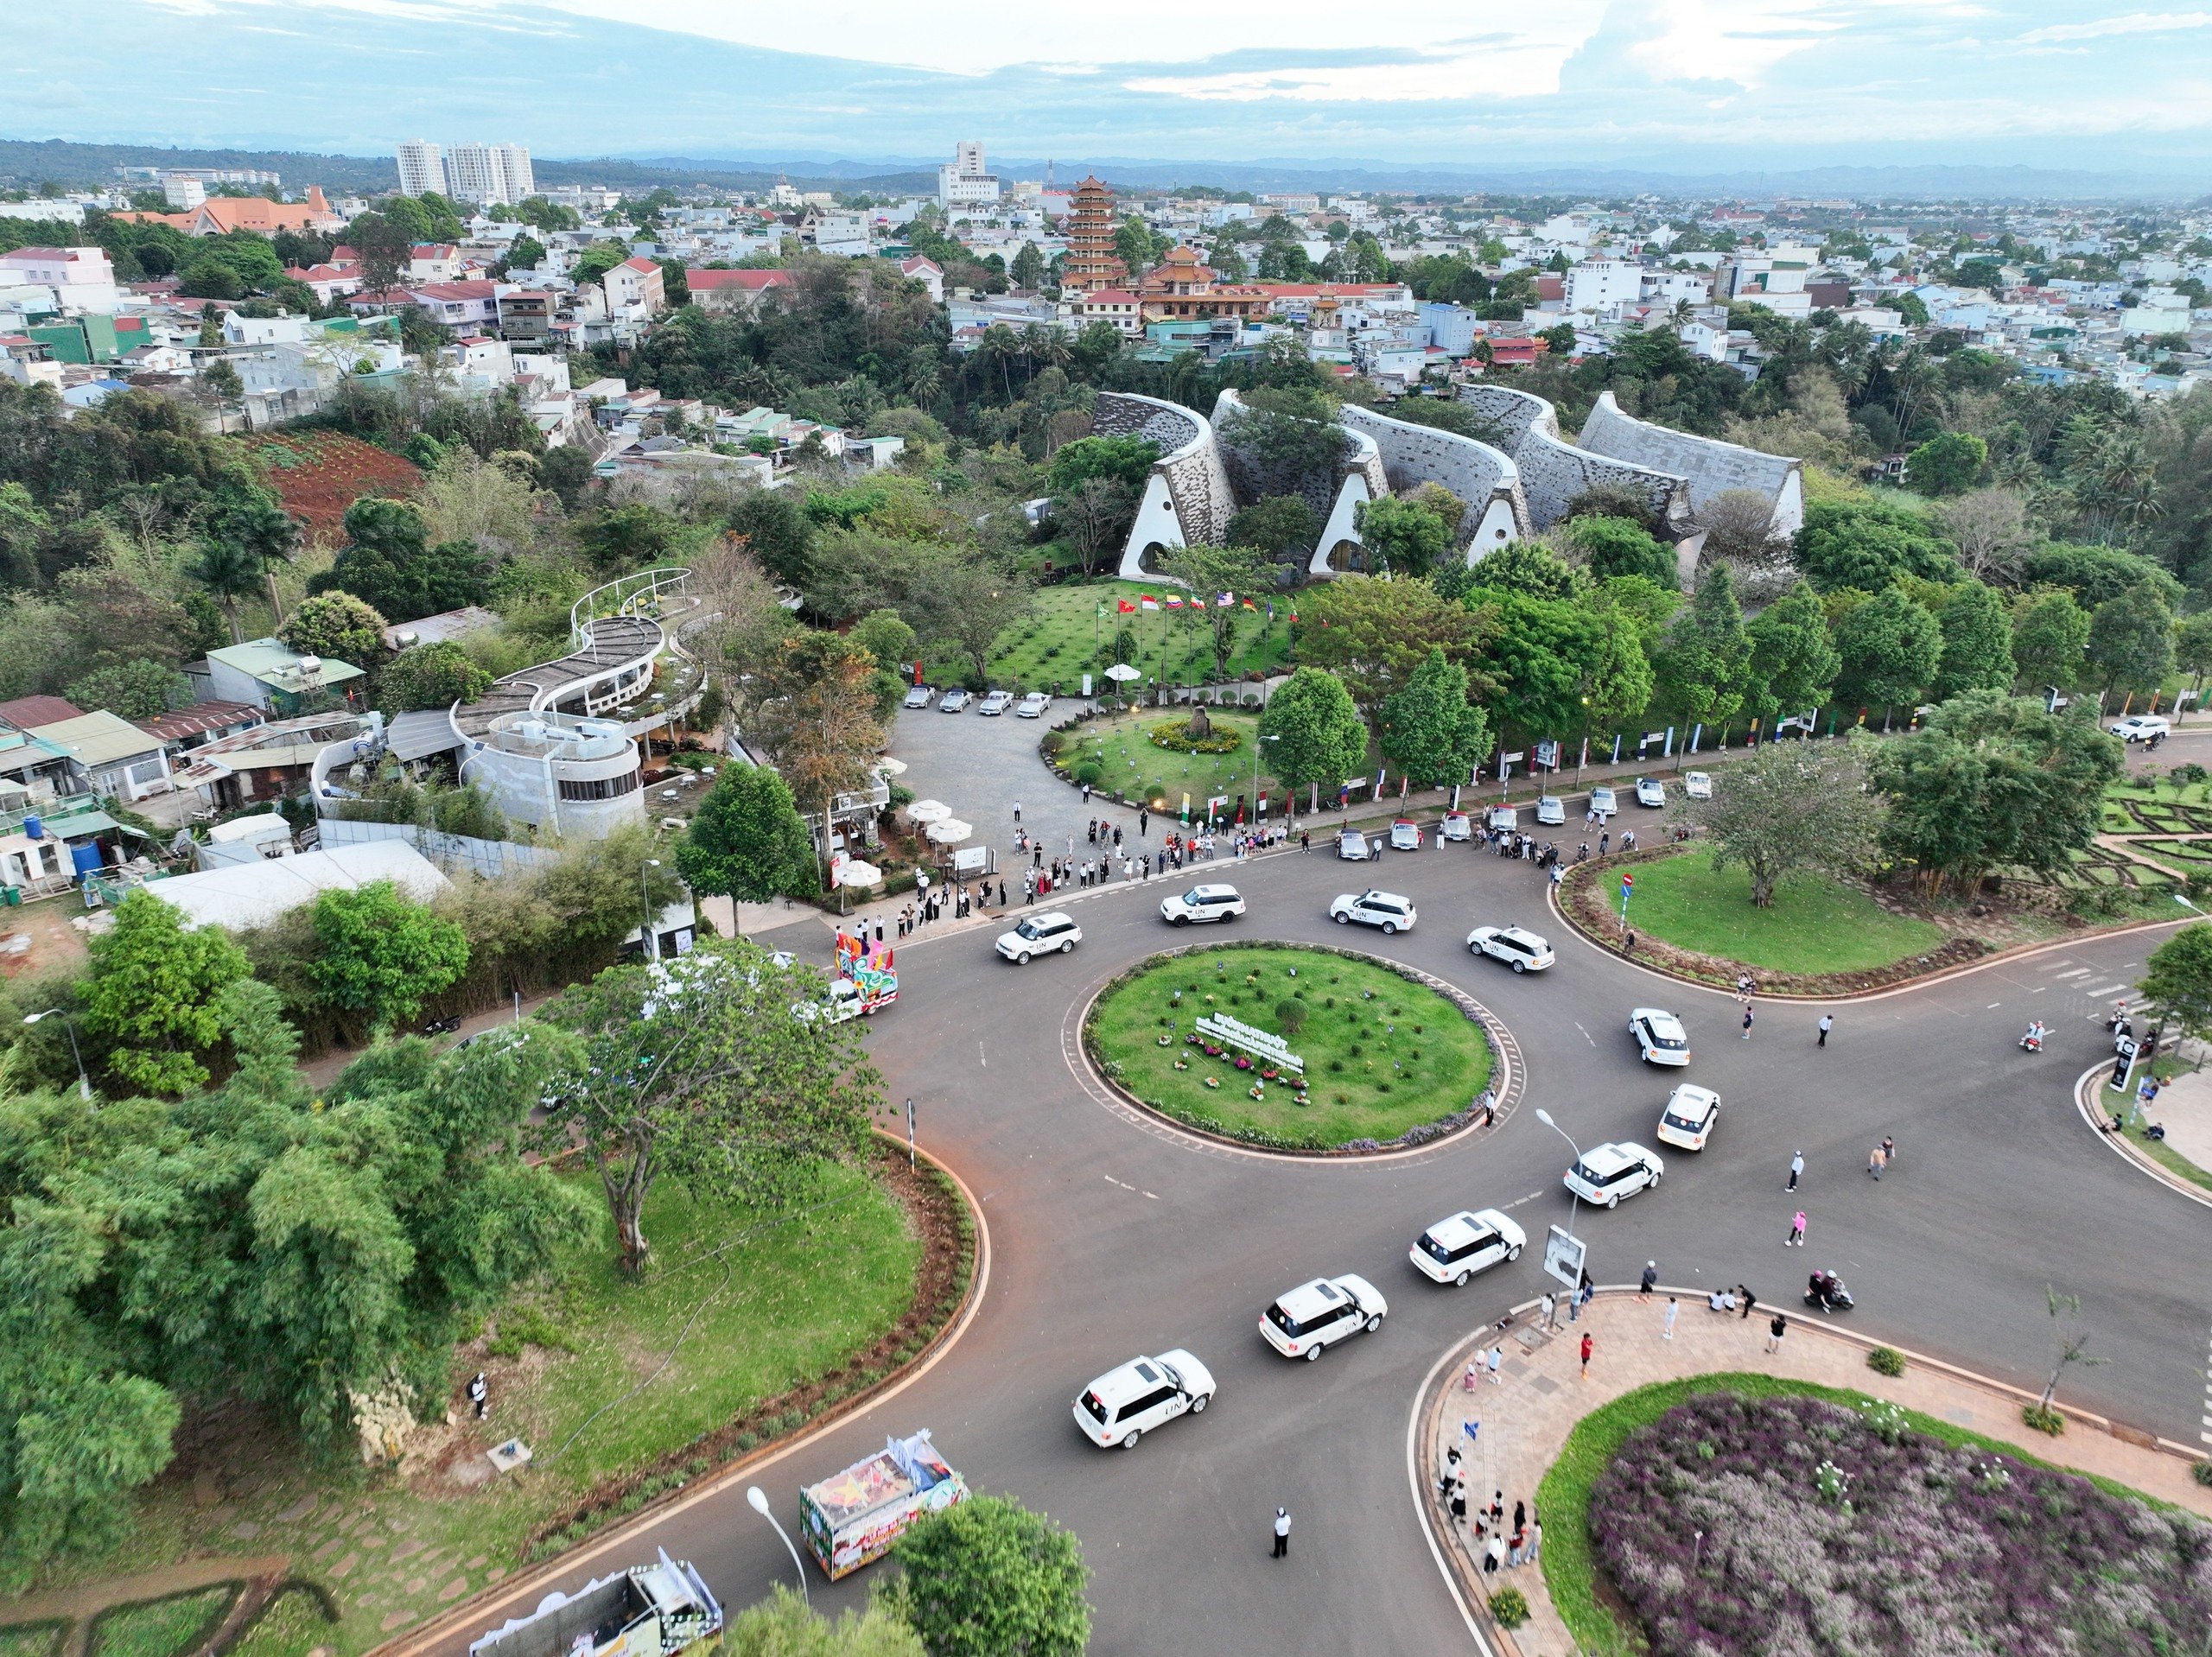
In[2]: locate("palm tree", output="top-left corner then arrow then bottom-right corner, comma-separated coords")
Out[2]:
218,500 -> 301,625
193,533 -> 263,644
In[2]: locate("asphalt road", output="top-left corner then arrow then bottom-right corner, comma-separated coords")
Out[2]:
424,710 -> 2212,1657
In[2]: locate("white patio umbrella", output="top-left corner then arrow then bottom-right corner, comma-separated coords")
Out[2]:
924,818 -> 973,845
1104,663 -> 1141,683
906,798 -> 951,823
836,860 -> 883,887
874,756 -> 909,776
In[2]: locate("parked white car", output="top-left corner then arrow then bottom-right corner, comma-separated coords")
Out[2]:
996,911 -> 1081,963
1589,786 -> 1618,816
1015,692 -> 1051,719
1634,777 -> 1667,808
1654,1083 -> 1721,1152
1535,796 -> 1566,826
978,689 -> 1014,715
1439,810 -> 1472,841
2112,714 -> 2172,742
1337,828 -> 1376,860
938,688 -> 972,713
1409,1209 -> 1527,1286
1389,818 -> 1423,851
1160,884 -> 1245,926
1467,924 -> 1554,973
1073,1350 -> 1215,1449
903,684 -> 934,709
1486,805 -> 1518,833
1629,1007 -> 1693,1066
1260,1274 -> 1387,1360
1329,889 -> 1416,934
1563,1140 -> 1666,1209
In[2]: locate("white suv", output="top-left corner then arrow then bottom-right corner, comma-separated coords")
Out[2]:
1073,1350 -> 1215,1449
1329,889 -> 1416,934
1654,1083 -> 1721,1152
1160,884 -> 1244,926
1629,1007 -> 1692,1066
1564,1140 -> 1665,1209
996,911 -> 1081,963
1467,924 -> 1554,973
1409,1209 -> 1527,1286
2112,714 -> 2171,742
1260,1275 -> 1387,1360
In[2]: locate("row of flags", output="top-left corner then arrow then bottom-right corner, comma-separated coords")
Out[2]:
1112,594 -> 1299,623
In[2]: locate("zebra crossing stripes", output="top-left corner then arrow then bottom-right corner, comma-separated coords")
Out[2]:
2202,1330 -> 2212,1445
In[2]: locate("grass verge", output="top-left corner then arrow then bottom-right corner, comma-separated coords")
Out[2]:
227,1587 -> 339,1657
1535,1373 -> 2184,1657
0,1626 -> 65,1657
1616,852 -> 1943,975
925,579 -> 1294,693
87,1588 -> 237,1657
1089,943 -> 1490,1150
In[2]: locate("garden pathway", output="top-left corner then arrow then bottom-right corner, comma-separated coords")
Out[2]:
0,1555 -> 285,1657
1422,1289 -> 2212,1657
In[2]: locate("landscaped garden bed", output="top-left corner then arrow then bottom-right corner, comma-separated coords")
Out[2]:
922,579 -> 1293,695
1561,1385 -> 2211,1656
1084,943 -> 1493,1152
1046,708 -> 1280,814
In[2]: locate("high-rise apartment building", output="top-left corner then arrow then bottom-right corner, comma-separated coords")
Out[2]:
444,143 -> 534,206
937,142 -> 1000,213
396,141 -> 444,197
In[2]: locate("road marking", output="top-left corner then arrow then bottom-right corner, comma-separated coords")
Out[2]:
1141,1190 -> 1160,1200
1501,1190 -> 1543,1209
1573,1022 -> 1595,1046
2054,968 -> 2091,980
2202,1329 -> 2212,1445
1988,1002 -> 2001,1009
978,1041 -> 987,1067
1104,1175 -> 1136,1192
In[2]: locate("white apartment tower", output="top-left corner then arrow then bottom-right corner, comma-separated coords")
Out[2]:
444,143 -> 535,206
396,141 -> 445,197
937,141 -> 1000,213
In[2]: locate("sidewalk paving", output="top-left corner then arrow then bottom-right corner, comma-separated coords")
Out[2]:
1422,1290 -> 2212,1657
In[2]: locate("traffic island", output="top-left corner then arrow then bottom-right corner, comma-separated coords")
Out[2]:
1083,942 -> 1502,1154
1414,1293 -> 2212,1657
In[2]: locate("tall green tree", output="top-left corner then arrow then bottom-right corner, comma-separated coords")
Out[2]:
2085,581 -> 2176,695
312,497 -> 490,622
1010,241 -> 1046,289
1744,580 -> 1840,721
1161,543 -> 1271,678
1685,735 -> 1883,907
2140,924 -> 2212,1047
1354,495 -> 1451,577
1652,562 -> 1752,733
310,882 -> 469,1037
1480,590 -> 1612,746
1566,514 -> 1676,587
81,891 -> 251,1095
1297,575 -> 1483,731
676,765 -> 817,930
727,488 -> 817,590
1905,430 -> 1989,496
2011,587 -> 2092,692
1794,498 -> 1961,591
1258,667 -> 1368,808
1380,648 -> 1493,785
191,532 -> 263,645
533,941 -> 880,1272
378,640 -> 493,713
889,1495 -> 1091,1657
214,498 -> 301,623
1834,587 -> 1942,713
2173,611 -> 2212,697
280,590 -> 387,668
1869,692 -> 2123,892
1932,580 -> 2017,701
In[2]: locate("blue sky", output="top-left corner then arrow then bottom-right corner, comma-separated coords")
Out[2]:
15,0 -> 2212,181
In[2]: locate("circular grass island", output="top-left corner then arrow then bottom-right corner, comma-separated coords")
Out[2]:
1085,943 -> 1495,1153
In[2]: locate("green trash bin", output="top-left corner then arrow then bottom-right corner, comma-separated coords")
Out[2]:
1,886 -> 20,906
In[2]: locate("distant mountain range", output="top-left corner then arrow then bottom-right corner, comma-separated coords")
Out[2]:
2,136 -> 2199,206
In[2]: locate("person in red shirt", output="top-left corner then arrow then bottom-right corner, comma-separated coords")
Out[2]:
1580,1332 -> 1593,1376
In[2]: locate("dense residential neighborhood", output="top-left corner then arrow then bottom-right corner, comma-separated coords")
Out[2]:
5,22 -> 2212,1657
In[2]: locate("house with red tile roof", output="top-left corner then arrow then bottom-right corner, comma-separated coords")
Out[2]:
685,267 -> 794,315
113,187 -> 343,238
602,256 -> 667,317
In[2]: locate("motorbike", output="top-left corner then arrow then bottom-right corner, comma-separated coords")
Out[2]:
2019,1025 -> 2044,1053
1804,1271 -> 1854,1313
420,1013 -> 462,1037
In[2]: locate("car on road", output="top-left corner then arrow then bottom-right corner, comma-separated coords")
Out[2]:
2112,714 -> 2172,742
1683,771 -> 1713,800
1467,924 -> 1555,973
1160,883 -> 1245,926
996,911 -> 1081,963
1389,818 -> 1423,850
1654,1083 -> 1721,1151
1409,1209 -> 1527,1286
1073,1350 -> 1214,1449
1329,889 -> 1416,934
1589,785 -> 1617,816
1439,810 -> 1472,841
903,684 -> 934,710
1563,1140 -> 1666,1209
1535,796 -> 1566,826
1487,805 -> 1518,833
1629,1006 -> 1692,1067
1260,1274 -> 1388,1360
938,689 -> 972,713
978,690 -> 1014,716
1015,692 -> 1051,719
1635,777 -> 1667,808
1337,828 -> 1376,860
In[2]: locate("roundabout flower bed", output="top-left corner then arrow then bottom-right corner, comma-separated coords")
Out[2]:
1084,943 -> 1492,1152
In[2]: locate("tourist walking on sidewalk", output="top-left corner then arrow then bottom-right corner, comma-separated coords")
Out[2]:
1662,1296 -> 1678,1340
1767,1311 -> 1788,1354
1580,1331 -> 1593,1376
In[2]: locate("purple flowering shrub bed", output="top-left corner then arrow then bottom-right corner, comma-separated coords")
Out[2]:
1592,1393 -> 2212,1655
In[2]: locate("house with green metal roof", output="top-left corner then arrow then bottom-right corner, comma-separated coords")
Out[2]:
192,638 -> 366,714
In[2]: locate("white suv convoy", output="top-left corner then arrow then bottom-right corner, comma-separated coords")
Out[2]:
1329,889 -> 1416,934
1259,1275 -> 1388,1360
1629,1007 -> 1693,1067
1073,1350 -> 1215,1449
1563,1140 -> 1666,1209
996,911 -> 1081,963
1160,884 -> 1245,926
1409,1209 -> 1527,1286
1467,925 -> 1554,973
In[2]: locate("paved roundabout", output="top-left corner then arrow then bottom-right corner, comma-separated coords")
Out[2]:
397,715 -> 2212,1657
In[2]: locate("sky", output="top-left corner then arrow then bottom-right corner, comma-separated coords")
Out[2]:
13,0 -> 2212,183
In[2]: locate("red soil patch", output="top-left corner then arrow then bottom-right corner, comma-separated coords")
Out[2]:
254,431 -> 422,543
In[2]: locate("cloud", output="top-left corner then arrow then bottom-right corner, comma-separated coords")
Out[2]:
2017,9 -> 2212,41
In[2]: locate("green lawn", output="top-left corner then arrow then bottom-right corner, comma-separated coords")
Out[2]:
60,1160 -> 922,1656
1620,852 -> 1944,975
0,1627 -> 66,1657
1055,709 -> 1283,814
88,1590 -> 235,1657
924,579 -> 1295,695
1090,943 -> 1491,1150
1535,1374 -> 2183,1657
226,1590 -> 338,1657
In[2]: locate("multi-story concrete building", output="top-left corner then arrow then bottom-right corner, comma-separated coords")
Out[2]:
937,143 -> 1001,213
396,141 -> 445,197
445,143 -> 534,206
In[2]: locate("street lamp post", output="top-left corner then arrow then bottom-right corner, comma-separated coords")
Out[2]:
746,1485 -> 809,1604
1535,1108 -> 1585,1325
23,1009 -> 91,1101
641,858 -> 661,962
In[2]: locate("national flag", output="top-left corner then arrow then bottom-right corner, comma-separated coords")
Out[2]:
1096,602 -> 1107,619
1116,599 -> 1137,613
1288,608 -> 1299,624
1266,601 -> 1275,622
1241,599 -> 1256,612
1216,592 -> 1234,608
1165,594 -> 1184,609
1140,594 -> 1159,612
